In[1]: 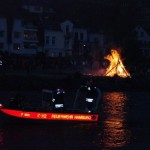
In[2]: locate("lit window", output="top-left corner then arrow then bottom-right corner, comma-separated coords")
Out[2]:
0,60 -> 2,66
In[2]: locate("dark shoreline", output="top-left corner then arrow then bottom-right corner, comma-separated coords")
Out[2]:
0,72 -> 149,92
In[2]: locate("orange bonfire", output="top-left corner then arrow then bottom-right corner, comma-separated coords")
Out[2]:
104,49 -> 131,78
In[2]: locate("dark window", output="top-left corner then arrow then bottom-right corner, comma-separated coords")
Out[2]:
52,36 -> 55,45
94,37 -> 99,43
66,25 -> 69,33
34,6 -> 41,11
140,32 -> 144,37
75,32 -> 78,40
144,49 -> 150,57
80,33 -> 83,41
14,32 -> 21,38
0,31 -> 4,37
65,39 -> 69,48
23,42 -> 37,49
0,43 -> 4,49
45,36 -> 49,44
59,52 -> 62,57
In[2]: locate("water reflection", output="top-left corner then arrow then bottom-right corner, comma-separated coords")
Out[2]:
95,92 -> 130,149
0,128 -> 5,150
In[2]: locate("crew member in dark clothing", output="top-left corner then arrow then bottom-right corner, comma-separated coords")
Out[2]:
52,89 -> 65,111
85,79 -> 96,113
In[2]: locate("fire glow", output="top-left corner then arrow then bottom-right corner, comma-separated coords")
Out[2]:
104,49 -> 131,78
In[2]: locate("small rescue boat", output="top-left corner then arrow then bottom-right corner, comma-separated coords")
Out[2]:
0,86 -> 102,122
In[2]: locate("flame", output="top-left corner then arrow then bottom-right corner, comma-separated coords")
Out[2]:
104,49 -> 131,78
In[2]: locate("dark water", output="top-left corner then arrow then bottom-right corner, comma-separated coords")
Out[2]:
0,91 -> 150,150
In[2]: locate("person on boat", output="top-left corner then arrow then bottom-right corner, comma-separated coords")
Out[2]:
85,79 -> 97,113
52,88 -> 65,111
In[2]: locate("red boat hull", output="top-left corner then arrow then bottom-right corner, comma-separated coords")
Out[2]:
0,108 -> 99,122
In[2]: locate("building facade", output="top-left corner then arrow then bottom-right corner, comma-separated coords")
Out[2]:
9,19 -> 40,55
0,18 -> 104,57
0,18 -> 8,52
134,25 -> 150,57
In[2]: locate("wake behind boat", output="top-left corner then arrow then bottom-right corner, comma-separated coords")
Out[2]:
0,85 -> 102,122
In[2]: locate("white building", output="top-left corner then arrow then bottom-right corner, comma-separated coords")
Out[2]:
44,30 -> 66,57
0,18 -> 8,52
44,20 -> 74,57
44,20 -> 104,57
134,25 -> 150,57
0,18 -> 104,57
10,19 -> 40,55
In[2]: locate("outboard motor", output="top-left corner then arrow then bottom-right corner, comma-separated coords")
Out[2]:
52,89 -> 65,111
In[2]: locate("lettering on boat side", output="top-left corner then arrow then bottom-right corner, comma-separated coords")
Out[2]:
0,109 -> 98,121
19,112 -> 96,120
51,114 -> 74,119
51,114 -> 93,120
37,113 -> 47,119
74,115 -> 91,120
21,112 -> 31,117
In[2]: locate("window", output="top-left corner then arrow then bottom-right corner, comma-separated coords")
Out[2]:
34,6 -> 41,11
94,37 -> 99,43
140,32 -> 144,37
144,49 -> 150,57
59,52 -> 62,57
0,43 -> 4,49
74,32 -> 78,40
24,31 -> 37,40
80,33 -> 83,41
51,52 -> 56,57
0,31 -> 4,37
66,25 -> 69,33
14,32 -> 21,39
65,39 -> 69,48
24,32 -> 29,39
52,36 -> 55,45
45,36 -> 49,44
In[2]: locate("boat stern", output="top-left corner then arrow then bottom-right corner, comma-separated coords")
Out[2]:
0,103 -> 3,109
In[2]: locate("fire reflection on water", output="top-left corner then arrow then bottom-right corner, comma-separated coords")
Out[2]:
95,92 -> 130,149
